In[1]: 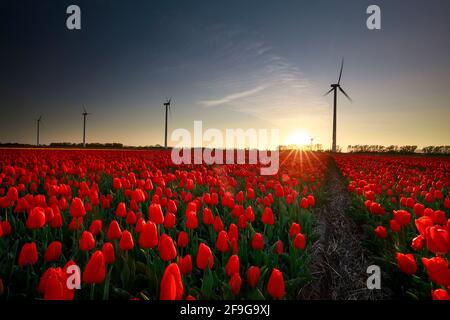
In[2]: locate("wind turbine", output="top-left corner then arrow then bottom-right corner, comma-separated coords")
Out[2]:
82,107 -> 91,148
310,136 -> 314,151
36,116 -> 42,147
163,98 -> 172,148
324,59 -> 352,153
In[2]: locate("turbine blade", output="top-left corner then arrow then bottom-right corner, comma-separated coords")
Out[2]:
339,86 -> 352,102
323,88 -> 334,96
83,106 -> 87,113
338,58 -> 344,85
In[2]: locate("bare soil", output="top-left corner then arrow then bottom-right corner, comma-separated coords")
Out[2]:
298,158 -> 386,300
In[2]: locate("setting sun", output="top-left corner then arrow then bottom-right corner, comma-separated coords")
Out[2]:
285,131 -> 311,148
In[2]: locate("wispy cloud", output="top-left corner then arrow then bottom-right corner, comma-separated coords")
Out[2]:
199,85 -> 265,107
195,25 -> 330,131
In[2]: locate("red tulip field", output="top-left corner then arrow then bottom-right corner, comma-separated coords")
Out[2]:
335,154 -> 450,300
0,149 -> 449,300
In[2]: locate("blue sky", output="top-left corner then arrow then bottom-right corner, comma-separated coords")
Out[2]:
1,0 -> 449,149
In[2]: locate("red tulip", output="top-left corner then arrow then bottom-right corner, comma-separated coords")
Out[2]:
432,289 -> 450,300
444,198 -> 450,209
307,195 -> 315,207
415,216 -> 433,236
422,257 -> 450,286
245,206 -> 255,222
70,197 -> 86,218
18,242 -> 38,266
158,234 -> 177,261
50,214 -> 63,229
251,233 -> 264,250
216,230 -> 230,253
261,207 -> 275,225
167,200 -> 177,213
116,202 -> 127,218
178,254 -> 192,275
229,273 -> 242,295
1,220 -> 12,236
113,177 -> 122,190
79,231 -> 95,251
107,220 -> 122,240
139,221 -> 158,249
228,223 -> 238,241
267,268 -> 285,299
83,250 -> 106,284
38,267 -> 74,300
126,210 -> 137,225
203,208 -> 214,225
102,242 -> 116,264
374,226 -> 388,239
247,188 -> 255,200
177,231 -> 188,249
89,220 -> 103,236
390,219 -> 401,233
119,230 -> 134,251
135,218 -> 145,233
69,217 -> 83,231
274,240 -> 283,255
433,210 -> 447,225
160,263 -> 184,300
393,210 -> 411,226
293,233 -> 306,250
413,203 -> 425,217
164,212 -> 176,229
225,255 -> 240,277
44,241 -> 62,262
300,197 -> 309,209
411,235 -> 424,251
196,242 -> 214,270
424,226 -> 449,255
395,253 -> 417,275
132,188 -> 146,203
26,207 -> 46,229
213,216 -> 224,233
149,203 -> 164,224
186,211 -> 198,229
289,223 -> 301,237
7,187 -> 18,202
246,266 -> 260,288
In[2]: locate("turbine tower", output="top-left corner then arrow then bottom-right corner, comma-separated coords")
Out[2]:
163,98 -> 171,148
82,107 -> 91,148
36,116 -> 42,147
324,59 -> 352,153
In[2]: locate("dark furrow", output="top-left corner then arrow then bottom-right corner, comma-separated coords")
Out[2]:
299,157 -> 382,300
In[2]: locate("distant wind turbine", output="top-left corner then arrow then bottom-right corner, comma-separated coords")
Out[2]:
324,58 -> 352,153
310,136 -> 314,151
36,116 -> 42,147
163,98 -> 172,148
82,107 -> 92,148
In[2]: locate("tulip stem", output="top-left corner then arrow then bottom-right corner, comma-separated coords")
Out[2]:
26,265 -> 31,293
90,284 -> 95,300
103,267 -> 112,300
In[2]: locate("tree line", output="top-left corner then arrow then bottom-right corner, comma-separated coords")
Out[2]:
347,145 -> 450,155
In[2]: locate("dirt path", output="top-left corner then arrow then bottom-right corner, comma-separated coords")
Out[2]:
298,158 -> 384,300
